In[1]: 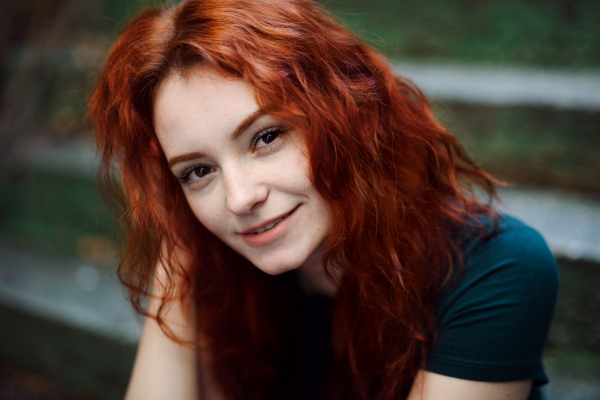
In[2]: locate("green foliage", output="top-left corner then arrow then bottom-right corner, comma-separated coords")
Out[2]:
545,259 -> 600,378
435,103 -> 600,196
324,0 -> 600,67
92,0 -> 173,35
0,169 -> 114,258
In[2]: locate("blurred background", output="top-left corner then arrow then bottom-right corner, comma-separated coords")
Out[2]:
0,0 -> 599,398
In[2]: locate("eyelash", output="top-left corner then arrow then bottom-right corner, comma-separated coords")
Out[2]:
177,162 -> 206,184
250,125 -> 286,149
177,125 -> 287,186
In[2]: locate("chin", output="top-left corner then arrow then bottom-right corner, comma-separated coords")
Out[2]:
249,255 -> 305,276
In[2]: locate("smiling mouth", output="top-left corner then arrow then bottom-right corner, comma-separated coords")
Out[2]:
251,216 -> 286,234
244,206 -> 299,235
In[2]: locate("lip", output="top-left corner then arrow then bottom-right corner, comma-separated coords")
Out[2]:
239,205 -> 300,246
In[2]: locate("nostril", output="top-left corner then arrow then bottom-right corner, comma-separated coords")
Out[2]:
226,180 -> 269,215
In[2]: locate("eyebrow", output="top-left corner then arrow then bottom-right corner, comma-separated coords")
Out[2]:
167,109 -> 265,169
231,109 -> 265,140
168,152 -> 205,169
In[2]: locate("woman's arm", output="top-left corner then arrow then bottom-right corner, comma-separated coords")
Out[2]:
124,290 -> 200,400
124,257 -> 224,400
407,370 -> 532,400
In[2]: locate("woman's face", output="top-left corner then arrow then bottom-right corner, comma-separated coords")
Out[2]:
153,67 -> 331,275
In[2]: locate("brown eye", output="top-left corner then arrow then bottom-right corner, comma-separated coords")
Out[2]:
262,132 -> 278,144
189,166 -> 213,180
253,126 -> 284,149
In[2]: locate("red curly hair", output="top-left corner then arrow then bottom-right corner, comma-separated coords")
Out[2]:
88,0 -> 497,398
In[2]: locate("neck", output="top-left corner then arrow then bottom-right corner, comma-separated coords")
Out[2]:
297,245 -> 339,298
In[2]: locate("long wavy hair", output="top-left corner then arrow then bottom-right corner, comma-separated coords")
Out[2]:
88,0 -> 497,399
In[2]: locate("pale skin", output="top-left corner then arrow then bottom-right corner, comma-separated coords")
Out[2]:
124,66 -> 533,399
125,255 -> 224,400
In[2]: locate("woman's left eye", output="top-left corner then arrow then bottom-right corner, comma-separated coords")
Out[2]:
252,126 -> 285,150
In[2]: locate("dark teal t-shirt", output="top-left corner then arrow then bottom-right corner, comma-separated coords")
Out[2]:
280,214 -> 559,400
426,214 -> 559,400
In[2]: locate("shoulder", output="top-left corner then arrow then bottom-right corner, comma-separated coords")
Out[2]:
428,214 -> 559,384
467,214 -> 557,272
455,214 -> 559,300
443,213 -> 560,306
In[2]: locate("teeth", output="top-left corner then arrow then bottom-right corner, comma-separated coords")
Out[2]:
252,216 -> 285,234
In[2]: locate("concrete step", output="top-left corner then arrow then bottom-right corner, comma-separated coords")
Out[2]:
0,243 -> 142,342
395,62 -> 600,110
0,244 -> 139,399
495,186 -> 600,264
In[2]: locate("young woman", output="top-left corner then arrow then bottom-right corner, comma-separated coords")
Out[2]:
88,0 -> 559,399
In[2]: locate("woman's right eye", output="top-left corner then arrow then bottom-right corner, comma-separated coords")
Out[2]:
178,165 -> 215,186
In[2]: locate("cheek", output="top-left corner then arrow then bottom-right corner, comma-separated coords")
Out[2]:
277,147 -> 313,194
285,152 -> 331,229
186,195 -> 227,238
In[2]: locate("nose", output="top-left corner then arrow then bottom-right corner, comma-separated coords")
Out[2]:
224,165 -> 268,215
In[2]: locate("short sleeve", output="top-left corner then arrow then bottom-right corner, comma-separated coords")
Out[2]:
426,215 -> 559,387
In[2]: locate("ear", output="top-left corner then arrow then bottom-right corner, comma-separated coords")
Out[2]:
149,137 -> 163,158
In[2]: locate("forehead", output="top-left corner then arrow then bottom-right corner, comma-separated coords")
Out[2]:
153,67 -> 259,157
